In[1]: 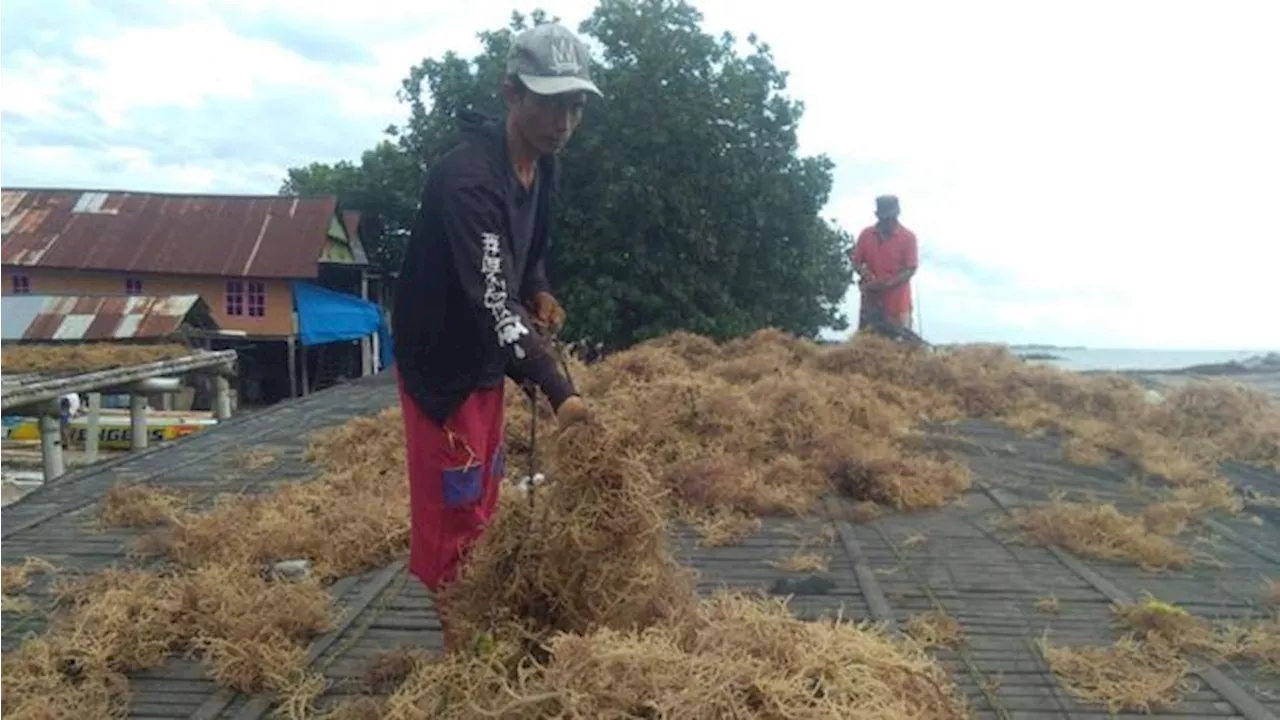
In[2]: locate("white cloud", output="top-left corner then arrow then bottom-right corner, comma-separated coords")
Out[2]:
2,0 -> 1278,350
723,0 -> 1280,350
74,26 -> 282,117
0,61 -> 75,121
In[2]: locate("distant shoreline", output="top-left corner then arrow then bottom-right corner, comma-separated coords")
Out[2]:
1077,352 -> 1280,378
1016,352 -> 1064,361
839,337 -> 1278,376
1009,344 -> 1086,352
990,345 -> 1280,379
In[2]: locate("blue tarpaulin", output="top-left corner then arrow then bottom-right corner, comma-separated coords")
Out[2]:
291,282 -> 393,369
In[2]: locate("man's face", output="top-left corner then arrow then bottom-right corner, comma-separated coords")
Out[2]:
509,87 -> 586,155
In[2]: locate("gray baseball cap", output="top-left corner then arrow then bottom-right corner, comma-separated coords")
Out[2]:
507,23 -> 603,98
875,195 -> 901,216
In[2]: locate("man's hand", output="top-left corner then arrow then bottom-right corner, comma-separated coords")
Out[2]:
532,292 -> 567,334
556,395 -> 590,428
870,267 -> 915,292
854,263 -> 878,289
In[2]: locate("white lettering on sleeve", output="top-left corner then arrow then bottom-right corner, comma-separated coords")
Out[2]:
480,232 -> 529,351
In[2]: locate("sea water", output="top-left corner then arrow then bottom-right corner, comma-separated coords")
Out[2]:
1028,348 -> 1270,373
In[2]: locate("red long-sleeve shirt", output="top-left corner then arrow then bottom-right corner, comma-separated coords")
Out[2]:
851,224 -> 918,319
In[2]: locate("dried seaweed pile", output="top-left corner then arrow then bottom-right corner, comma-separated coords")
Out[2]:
522,330 -> 1278,538
904,611 -> 966,649
132,409 -> 410,579
4,330 -> 1276,718
0,341 -> 193,374
0,565 -> 334,719
807,335 -> 1280,482
926,348 -> 1280,481
1113,597 -> 1234,658
1039,636 -> 1194,713
1039,591 -> 1208,707
502,331 -> 982,537
1042,595 -> 1279,712
1118,595 -> 1279,675
337,414 -> 970,719
440,419 -> 696,642
344,593 -> 968,720
0,409 -> 410,719
1,557 -> 56,614
1012,496 -> 1195,571
1,558 -> 52,596
1010,481 -> 1245,570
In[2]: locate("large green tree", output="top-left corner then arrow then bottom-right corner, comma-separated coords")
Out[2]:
283,0 -> 852,349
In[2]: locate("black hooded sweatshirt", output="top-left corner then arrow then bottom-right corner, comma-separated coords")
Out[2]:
392,110 -> 575,426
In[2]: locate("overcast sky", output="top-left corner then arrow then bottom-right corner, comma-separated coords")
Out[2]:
3,0 -> 1278,350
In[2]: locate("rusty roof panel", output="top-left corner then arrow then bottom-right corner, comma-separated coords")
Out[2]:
0,189 -> 341,278
85,310 -> 124,340
23,313 -> 65,341
1,293 -> 212,341
100,296 -> 130,316
134,311 -> 178,338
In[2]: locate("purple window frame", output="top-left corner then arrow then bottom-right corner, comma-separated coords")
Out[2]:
11,275 -> 30,294
226,280 -> 245,316
125,277 -> 143,295
247,281 -> 266,317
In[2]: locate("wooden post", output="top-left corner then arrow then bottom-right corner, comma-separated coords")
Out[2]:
129,394 -> 148,451
287,336 -> 298,398
360,270 -> 373,377
300,344 -> 310,395
85,392 -> 101,463
39,411 -> 66,482
214,375 -> 232,420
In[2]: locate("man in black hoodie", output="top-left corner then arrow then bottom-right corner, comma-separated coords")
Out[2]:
391,22 -> 600,647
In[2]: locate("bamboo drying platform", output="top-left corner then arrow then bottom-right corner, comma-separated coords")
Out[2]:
3,372 -> 1277,719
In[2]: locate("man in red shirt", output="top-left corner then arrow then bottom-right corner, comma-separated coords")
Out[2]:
851,195 -> 918,333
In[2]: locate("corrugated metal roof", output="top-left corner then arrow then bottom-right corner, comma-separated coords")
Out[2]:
0,294 -> 216,341
0,189 -> 344,278
339,210 -> 370,265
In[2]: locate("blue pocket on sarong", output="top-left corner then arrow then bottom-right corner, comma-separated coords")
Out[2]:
491,445 -> 506,482
442,465 -> 483,507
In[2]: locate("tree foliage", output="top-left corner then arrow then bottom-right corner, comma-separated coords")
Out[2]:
281,140 -> 420,271
283,0 -> 852,349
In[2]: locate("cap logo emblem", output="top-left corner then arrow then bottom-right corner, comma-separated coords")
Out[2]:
549,39 -> 580,74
